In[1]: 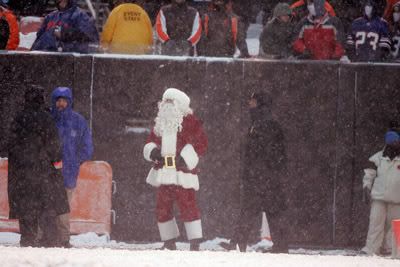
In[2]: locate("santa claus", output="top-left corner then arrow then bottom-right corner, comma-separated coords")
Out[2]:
143,88 -> 208,251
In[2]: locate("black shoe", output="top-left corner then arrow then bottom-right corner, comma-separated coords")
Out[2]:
220,241 -> 247,252
161,239 -> 177,250
190,239 -> 202,251
219,241 -> 236,251
60,241 -> 72,248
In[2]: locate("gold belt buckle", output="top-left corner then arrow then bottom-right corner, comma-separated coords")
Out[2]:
164,155 -> 176,169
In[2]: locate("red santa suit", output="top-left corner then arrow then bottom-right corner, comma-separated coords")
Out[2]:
143,89 -> 208,242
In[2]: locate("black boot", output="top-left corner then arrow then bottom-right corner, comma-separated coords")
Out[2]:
189,239 -> 202,251
220,241 -> 247,252
161,239 -> 177,250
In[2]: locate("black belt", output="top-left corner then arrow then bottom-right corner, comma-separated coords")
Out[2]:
163,155 -> 176,168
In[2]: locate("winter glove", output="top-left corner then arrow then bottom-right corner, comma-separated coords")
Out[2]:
150,148 -> 163,163
175,155 -> 186,169
363,187 -> 371,204
340,55 -> 351,63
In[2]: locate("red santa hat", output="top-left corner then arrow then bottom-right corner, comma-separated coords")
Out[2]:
162,88 -> 191,111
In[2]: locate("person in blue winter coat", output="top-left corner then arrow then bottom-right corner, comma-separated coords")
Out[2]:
31,0 -> 99,53
51,86 -> 93,247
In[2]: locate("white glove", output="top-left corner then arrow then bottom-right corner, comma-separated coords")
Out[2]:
340,55 -> 351,63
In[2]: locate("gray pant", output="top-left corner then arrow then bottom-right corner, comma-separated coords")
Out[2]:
57,188 -> 74,243
362,200 -> 400,256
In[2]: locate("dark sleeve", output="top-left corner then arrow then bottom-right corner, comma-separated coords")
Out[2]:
3,115 -> 20,155
31,16 -> 49,50
236,16 -> 250,57
259,23 -> 275,55
62,11 -> 99,43
332,16 -> 346,45
78,118 -> 94,163
0,17 -> 10,49
345,22 -> 356,60
43,113 -> 62,163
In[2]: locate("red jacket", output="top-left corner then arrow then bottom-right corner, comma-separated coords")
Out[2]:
0,7 -> 19,50
145,114 -> 208,174
293,14 -> 345,60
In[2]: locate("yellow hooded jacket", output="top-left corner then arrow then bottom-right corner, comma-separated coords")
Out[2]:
101,3 -> 153,54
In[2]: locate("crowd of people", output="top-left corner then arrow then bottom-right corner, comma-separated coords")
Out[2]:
0,0 -> 400,61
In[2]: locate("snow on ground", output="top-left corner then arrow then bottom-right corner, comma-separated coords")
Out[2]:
0,232 -> 398,266
0,244 -> 398,267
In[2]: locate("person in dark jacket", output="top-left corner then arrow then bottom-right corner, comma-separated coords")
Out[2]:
220,92 -> 289,253
50,86 -> 93,248
197,0 -> 250,57
155,0 -> 202,56
0,14 -> 9,49
31,0 -> 99,53
259,3 -> 294,59
7,85 -> 69,247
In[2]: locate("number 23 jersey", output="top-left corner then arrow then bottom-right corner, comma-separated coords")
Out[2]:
346,16 -> 391,62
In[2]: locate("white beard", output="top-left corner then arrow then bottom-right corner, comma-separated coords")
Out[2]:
154,102 -> 184,136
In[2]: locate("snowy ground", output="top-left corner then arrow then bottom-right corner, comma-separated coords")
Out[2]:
0,232 -> 399,266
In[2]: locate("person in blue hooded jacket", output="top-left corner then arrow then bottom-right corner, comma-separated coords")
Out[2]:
31,0 -> 99,53
51,86 -> 93,247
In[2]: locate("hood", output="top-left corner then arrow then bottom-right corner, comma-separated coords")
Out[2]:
273,3 -> 292,18
249,92 -> 273,123
51,87 -> 73,116
391,1 -> 400,16
57,0 -> 77,11
362,0 -> 378,18
24,85 -> 45,111
313,0 -> 326,17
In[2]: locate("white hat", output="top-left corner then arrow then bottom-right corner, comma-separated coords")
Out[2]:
162,88 -> 191,110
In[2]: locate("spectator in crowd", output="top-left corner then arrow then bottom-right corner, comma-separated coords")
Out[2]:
290,0 -> 335,23
8,0 -> 50,17
260,0 -> 282,25
0,1 -> 19,50
6,85 -> 69,247
384,0 -> 399,24
346,0 -> 391,62
292,0 -> 345,60
155,0 -> 202,56
31,0 -> 99,53
143,88 -> 208,251
389,1 -> 400,61
220,92 -> 288,253
0,14 -> 9,49
362,131 -> 400,256
51,87 -> 94,248
259,2 -> 294,59
197,0 -> 250,58
101,0 -> 153,54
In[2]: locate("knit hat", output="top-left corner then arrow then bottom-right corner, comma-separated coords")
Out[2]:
273,3 -> 292,18
162,88 -> 191,111
385,131 -> 400,145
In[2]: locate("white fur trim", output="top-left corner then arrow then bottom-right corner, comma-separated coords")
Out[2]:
158,218 -> 180,241
161,131 -> 177,155
363,168 -> 377,190
180,144 -> 199,170
184,219 -> 202,240
143,142 -> 158,162
146,168 -> 199,191
163,88 -> 190,111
